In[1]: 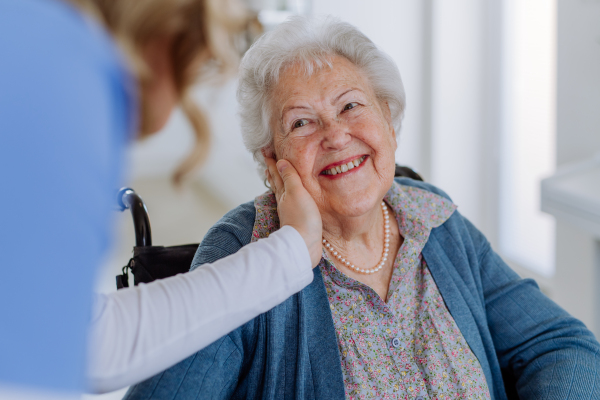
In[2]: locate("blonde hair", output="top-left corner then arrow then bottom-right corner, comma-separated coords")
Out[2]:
69,0 -> 247,183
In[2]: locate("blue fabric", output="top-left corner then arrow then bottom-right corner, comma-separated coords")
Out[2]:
0,0 -> 133,392
125,179 -> 600,400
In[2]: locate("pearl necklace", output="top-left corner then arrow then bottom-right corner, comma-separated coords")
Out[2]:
322,201 -> 390,274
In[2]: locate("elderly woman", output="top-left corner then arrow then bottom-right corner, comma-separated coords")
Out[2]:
124,16 -> 600,400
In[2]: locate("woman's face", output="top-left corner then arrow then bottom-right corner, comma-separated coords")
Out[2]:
269,55 -> 398,219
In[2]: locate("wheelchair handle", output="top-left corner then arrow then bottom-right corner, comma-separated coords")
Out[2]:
116,187 -> 152,247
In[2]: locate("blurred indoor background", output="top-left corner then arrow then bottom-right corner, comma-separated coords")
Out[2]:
87,1 -> 600,398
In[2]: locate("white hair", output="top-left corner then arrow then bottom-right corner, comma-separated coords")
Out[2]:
237,15 -> 406,175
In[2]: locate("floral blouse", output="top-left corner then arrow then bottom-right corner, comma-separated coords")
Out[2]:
251,182 -> 491,400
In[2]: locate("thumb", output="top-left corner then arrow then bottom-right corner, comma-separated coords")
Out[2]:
277,160 -> 301,189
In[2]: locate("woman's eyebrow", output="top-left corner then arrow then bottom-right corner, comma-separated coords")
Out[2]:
332,88 -> 363,104
280,88 -> 364,119
282,105 -> 310,117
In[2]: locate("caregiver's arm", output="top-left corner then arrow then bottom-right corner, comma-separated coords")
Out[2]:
471,217 -> 600,398
87,159 -> 322,393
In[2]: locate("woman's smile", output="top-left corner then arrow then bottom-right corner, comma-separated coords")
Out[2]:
320,155 -> 369,178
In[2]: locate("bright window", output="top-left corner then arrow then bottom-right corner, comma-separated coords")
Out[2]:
500,0 -> 557,276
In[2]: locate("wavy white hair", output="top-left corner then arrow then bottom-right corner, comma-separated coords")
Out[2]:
237,15 -> 406,175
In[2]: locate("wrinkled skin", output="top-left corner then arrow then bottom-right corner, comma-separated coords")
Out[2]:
267,55 -> 403,299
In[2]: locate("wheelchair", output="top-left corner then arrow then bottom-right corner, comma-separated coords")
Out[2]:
115,165 -> 423,289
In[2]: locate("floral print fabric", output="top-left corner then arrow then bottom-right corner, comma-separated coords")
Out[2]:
251,182 -> 491,400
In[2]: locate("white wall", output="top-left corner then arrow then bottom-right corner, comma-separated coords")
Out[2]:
556,1 -> 600,165
429,0 -> 486,229
552,0 -> 600,332
499,0 -> 557,277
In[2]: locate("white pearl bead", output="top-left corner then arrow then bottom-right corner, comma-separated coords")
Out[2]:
333,251 -> 337,256
385,243 -> 389,248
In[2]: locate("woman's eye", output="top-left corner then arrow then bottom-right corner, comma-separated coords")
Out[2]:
343,102 -> 358,111
293,119 -> 309,129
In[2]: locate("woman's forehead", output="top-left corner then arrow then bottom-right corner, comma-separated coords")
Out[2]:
272,56 -> 372,108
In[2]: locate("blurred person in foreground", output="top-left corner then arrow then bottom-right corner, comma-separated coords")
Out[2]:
0,0 -> 323,399
125,16 -> 600,400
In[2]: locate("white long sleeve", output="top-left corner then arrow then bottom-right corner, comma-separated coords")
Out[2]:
86,226 -> 313,394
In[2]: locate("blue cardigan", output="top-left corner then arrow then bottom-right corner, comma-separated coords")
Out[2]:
124,179 -> 600,400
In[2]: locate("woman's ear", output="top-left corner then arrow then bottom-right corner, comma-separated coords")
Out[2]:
379,101 -> 397,146
261,146 -> 275,160
380,100 -> 392,125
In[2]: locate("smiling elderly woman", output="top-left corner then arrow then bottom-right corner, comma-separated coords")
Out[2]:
124,17 -> 600,400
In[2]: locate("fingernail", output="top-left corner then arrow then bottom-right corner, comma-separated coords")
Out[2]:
277,160 -> 288,174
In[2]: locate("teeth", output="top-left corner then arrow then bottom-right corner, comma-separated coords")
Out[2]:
324,156 -> 367,175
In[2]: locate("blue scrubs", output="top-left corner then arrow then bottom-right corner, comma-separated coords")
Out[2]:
0,0 -> 134,393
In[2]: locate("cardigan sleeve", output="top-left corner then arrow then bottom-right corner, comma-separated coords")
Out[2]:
465,217 -> 600,399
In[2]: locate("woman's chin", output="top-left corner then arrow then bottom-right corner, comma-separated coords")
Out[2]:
324,193 -> 385,219
315,161 -> 395,218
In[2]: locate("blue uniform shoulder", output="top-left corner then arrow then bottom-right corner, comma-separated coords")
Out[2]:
0,0 -> 134,391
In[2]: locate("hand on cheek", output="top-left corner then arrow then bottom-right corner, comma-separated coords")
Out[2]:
265,156 -> 323,268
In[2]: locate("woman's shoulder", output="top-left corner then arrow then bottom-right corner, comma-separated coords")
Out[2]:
393,177 -> 453,202
190,201 -> 256,270
393,177 -> 485,241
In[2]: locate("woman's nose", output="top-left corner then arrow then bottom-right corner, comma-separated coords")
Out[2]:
321,119 -> 352,150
